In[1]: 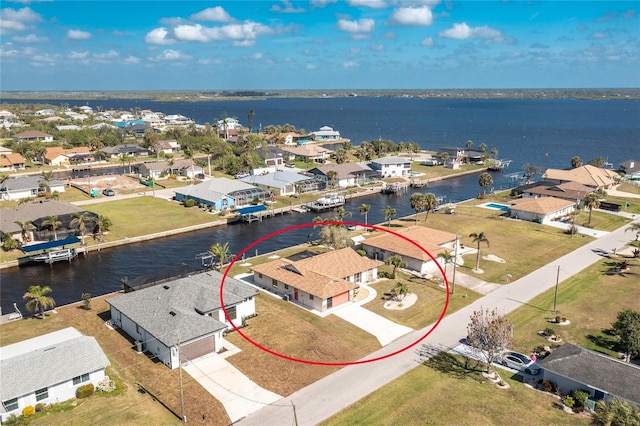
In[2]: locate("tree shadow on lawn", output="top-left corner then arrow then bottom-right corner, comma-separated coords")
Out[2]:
586,332 -> 618,353
422,350 -> 485,382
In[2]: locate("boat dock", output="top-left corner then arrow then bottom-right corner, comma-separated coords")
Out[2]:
304,193 -> 346,212
381,182 -> 409,195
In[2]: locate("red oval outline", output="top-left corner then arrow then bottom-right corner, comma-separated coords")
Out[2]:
220,221 -> 450,366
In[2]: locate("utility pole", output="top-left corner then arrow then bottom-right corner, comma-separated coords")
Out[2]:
292,401 -> 298,426
553,265 -> 560,316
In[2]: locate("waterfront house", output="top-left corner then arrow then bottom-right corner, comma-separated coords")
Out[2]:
0,153 -> 26,172
138,159 -> 203,180
282,145 -> 332,163
537,343 -> 640,407
542,165 -> 618,190
513,181 -> 595,205
43,146 -> 94,167
0,176 -> 66,202
173,177 -> 270,211
508,197 -> 576,223
619,160 -> 640,180
0,327 -> 110,422
255,146 -> 292,168
12,130 -> 54,143
107,270 -> 258,369
311,126 -> 342,141
102,144 -> 150,158
360,226 -> 457,276
368,156 -> 411,178
307,163 -> 376,188
239,171 -> 318,196
250,248 -> 382,312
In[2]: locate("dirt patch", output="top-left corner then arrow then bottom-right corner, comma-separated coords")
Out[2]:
68,175 -> 146,192
383,293 -> 418,310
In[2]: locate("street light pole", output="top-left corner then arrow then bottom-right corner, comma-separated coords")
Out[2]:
553,265 -> 560,316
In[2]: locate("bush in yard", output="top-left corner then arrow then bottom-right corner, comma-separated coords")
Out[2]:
573,389 -> 589,407
542,380 -> 554,392
76,383 -> 94,399
22,406 -> 35,418
35,403 -> 45,412
182,199 -> 196,208
563,395 -> 575,408
543,327 -> 556,337
96,376 -> 116,393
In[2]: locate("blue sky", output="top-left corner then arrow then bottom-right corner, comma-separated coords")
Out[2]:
1,1 -> 638,91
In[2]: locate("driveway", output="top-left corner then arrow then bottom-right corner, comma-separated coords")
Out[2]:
332,303 -> 413,346
182,348 -> 282,423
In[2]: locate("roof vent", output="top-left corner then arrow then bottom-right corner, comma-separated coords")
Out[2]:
163,285 -> 170,290
44,346 -> 56,352
169,311 -> 176,316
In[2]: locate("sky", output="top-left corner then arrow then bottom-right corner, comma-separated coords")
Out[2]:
1,1 -> 639,91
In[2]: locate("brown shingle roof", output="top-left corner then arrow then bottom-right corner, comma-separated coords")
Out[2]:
14,130 -> 53,138
510,197 -> 575,215
0,153 -> 26,166
361,226 -> 456,261
543,165 -> 618,188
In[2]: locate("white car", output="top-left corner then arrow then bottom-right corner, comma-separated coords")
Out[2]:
500,351 -> 540,375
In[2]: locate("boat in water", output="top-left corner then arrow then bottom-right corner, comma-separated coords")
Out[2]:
487,159 -> 512,171
30,248 -> 77,264
306,193 -> 345,211
22,236 -> 82,265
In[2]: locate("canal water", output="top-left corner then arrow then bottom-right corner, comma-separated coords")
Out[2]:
0,171 -> 489,313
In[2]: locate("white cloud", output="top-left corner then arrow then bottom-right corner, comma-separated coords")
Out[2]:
190,6 -> 233,22
421,36 -> 434,46
589,31 -> 611,40
271,1 -> 306,13
337,18 -> 375,33
93,50 -> 119,60
310,0 -> 337,7
123,55 -> 140,64
0,46 -> 20,57
150,49 -> 191,61
67,29 -> 92,40
252,52 -> 263,60
343,60 -> 358,68
13,33 -> 48,43
174,24 -> 209,42
233,39 -> 256,47
145,27 -> 175,45
305,63 -> 316,69
388,6 -> 433,26
172,21 -> 273,44
69,51 -> 89,59
347,0 -> 386,9
0,7 -> 42,35
438,22 -> 504,42
369,43 -> 384,51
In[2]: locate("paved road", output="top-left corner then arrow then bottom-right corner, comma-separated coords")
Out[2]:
237,218 -> 639,425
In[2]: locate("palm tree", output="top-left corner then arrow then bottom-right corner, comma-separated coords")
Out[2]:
41,215 -> 62,240
23,285 -> 56,318
437,251 -> 454,277
39,171 -> 54,194
333,206 -> 352,222
383,205 -> 396,228
439,152 -> 450,165
571,156 -> 583,168
626,222 -> 640,241
466,140 -> 473,150
358,203 -> 371,227
584,192 -> 601,226
490,147 -> 499,159
247,109 -> 255,133
0,171 -> 10,192
423,193 -> 438,222
13,220 -> 33,244
469,232 -> 490,271
326,170 -> 338,188
2,232 -> 19,251
478,172 -> 493,198
92,215 -> 112,248
70,212 -> 91,243
208,242 -> 231,270
410,193 -> 426,224
386,254 -> 407,279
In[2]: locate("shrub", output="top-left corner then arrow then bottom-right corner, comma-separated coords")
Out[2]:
542,380 -> 554,392
76,383 -> 94,399
22,406 -> 35,418
563,395 -> 575,408
81,292 -> 92,309
378,270 -> 393,279
182,199 -> 196,208
35,403 -> 45,412
96,376 -> 116,393
573,389 -> 589,407
356,249 -> 367,257
543,327 -> 555,337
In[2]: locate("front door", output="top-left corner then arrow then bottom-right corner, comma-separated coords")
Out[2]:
294,289 -> 298,301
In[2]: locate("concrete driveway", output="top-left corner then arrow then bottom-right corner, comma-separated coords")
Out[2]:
182,349 -> 282,423
332,304 -> 413,346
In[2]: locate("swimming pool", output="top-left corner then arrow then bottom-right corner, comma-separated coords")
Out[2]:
483,203 -> 510,211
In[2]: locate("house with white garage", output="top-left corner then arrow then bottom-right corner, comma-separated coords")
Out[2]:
509,197 -> 576,223
537,343 -> 640,407
0,175 -> 66,202
360,226 -> 458,276
368,156 -> 412,178
107,270 -> 258,369
174,177 -> 270,211
0,327 -> 110,422
13,130 -> 54,143
250,248 -> 382,312
619,160 -> 640,180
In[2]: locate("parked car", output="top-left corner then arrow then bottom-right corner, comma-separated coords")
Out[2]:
102,188 -> 115,197
285,163 -> 295,168
235,172 -> 250,179
500,351 -> 540,375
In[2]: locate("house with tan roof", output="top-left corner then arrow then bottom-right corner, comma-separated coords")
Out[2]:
151,139 -> 181,155
542,165 -> 618,189
251,248 -> 383,312
43,146 -> 93,166
360,226 -> 458,276
282,144 -> 332,162
0,153 -> 26,171
509,197 -> 576,223
514,180 -> 595,204
13,130 -> 54,143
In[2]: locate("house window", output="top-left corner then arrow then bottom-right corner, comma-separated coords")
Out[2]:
309,294 -> 314,300
258,273 -> 263,279
136,324 -> 140,334
35,387 -> 48,402
73,373 -> 90,385
226,306 -> 237,321
272,279 -> 278,288
354,272 -> 362,283
2,398 -> 18,412
284,284 -> 289,290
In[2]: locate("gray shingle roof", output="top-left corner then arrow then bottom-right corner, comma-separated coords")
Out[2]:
3,175 -> 65,192
0,329 -> 110,401
537,343 -> 640,404
239,171 -> 313,189
107,271 -> 258,347
173,177 -> 259,204
0,200 -> 87,233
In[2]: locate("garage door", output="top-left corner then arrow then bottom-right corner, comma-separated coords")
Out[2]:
180,336 -> 215,362
332,291 -> 350,307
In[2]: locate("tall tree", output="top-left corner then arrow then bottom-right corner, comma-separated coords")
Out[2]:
92,215 -> 112,246
39,171 -> 54,194
466,140 -> 473,150
247,110 -> 255,134
594,398 -> 640,426
208,242 -> 231,270
386,254 -> 407,279
612,309 -> 640,362
0,171 -> 10,192
70,212 -> 91,243
466,306 -> 513,373
571,156 -> 583,168
584,192 -> 601,226
333,206 -> 352,222
478,172 -> 493,198
41,215 -> 62,240
358,203 -> 371,227
23,285 -> 56,319
490,147 -> 499,159
13,220 -> 33,244
437,251 -> 454,277
326,170 -> 338,187
2,232 -> 19,251
383,205 -> 396,229
410,193 -> 426,224
522,163 -> 541,183
423,193 -> 438,222
469,232 -> 490,271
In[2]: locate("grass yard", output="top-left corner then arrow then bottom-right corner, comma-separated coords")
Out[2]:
362,269 -> 482,329
507,257 -> 640,357
320,352 -> 590,426
0,295 -> 226,425
573,209 -> 630,232
224,293 -> 381,396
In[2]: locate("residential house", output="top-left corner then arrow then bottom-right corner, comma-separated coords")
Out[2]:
102,144 -> 150,159
282,145 -> 332,163
0,153 -> 26,171
360,226 -> 458,276
311,126 -> 342,141
35,109 -> 56,116
509,197 -> 576,223
138,159 -> 203,180
239,171 -> 318,196
619,160 -> 640,180
150,139 -> 181,156
251,248 -> 383,312
12,130 -> 54,143
0,176 -> 66,202
307,163 -> 377,188
537,343 -> 640,407
107,270 -> 258,369
514,181 -> 595,206
368,156 -> 412,178
280,132 -> 309,146
542,165 -> 618,189
55,125 -> 82,131
174,177 -> 270,210
255,146 -> 292,168
0,327 -> 110,422
43,147 -> 94,167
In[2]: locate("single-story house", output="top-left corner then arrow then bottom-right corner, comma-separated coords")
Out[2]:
55,125 -> 82,131
368,156 -> 412,178
174,177 -> 270,210
102,144 -> 150,158
307,163 -> 377,188
360,226 -> 458,276
537,343 -> 640,407
311,126 -> 342,141
509,197 -> 576,223
251,248 -> 383,312
43,147 -> 94,166
513,181 -> 595,206
0,153 -> 26,171
0,176 -> 66,202
107,270 -> 258,369
35,109 -> 55,116
542,165 -> 618,189
12,130 -> 54,143
255,146 -> 292,167
619,160 -> 640,180
150,139 -> 181,155
282,145 -> 332,162
0,327 -> 110,422
239,171 -> 318,196
138,159 -> 203,180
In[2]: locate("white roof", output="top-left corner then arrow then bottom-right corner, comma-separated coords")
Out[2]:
239,171 -> 313,189
371,156 -> 411,165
